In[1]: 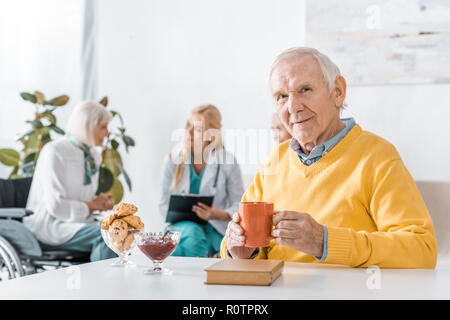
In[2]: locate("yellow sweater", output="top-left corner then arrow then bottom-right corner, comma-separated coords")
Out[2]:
220,124 -> 437,268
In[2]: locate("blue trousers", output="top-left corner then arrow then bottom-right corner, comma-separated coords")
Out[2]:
171,221 -> 223,257
40,223 -> 117,262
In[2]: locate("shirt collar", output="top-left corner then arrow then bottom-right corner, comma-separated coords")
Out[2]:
289,117 -> 356,161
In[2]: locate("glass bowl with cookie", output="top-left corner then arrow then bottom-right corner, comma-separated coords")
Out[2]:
101,203 -> 144,267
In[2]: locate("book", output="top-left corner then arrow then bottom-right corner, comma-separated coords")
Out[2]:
204,259 -> 284,286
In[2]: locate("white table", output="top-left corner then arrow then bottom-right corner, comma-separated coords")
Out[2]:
1,253 -> 449,300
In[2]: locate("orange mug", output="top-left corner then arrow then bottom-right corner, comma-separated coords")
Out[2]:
238,202 -> 274,247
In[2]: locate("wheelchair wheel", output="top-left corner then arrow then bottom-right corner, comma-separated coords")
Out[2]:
0,236 -> 25,281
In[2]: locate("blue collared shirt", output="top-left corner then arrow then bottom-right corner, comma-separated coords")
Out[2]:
289,117 -> 356,261
289,117 -> 356,166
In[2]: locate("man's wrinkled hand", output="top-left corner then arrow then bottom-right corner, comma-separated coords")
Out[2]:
224,213 -> 257,259
271,211 -> 324,258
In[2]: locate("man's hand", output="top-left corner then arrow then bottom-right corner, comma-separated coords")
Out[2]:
224,213 -> 257,259
192,203 -> 231,221
86,193 -> 114,212
272,211 -> 324,258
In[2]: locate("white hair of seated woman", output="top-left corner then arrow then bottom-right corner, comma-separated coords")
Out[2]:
65,100 -> 113,147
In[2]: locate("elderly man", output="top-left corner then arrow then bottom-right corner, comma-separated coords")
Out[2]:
221,47 -> 437,268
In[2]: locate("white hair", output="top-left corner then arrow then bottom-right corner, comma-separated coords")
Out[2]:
65,100 -> 113,146
269,47 -> 346,108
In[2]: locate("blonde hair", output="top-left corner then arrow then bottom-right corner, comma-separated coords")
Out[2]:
170,104 -> 224,192
65,100 -> 113,146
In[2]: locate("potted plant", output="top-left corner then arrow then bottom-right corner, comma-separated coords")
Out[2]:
96,96 -> 135,203
0,91 -> 69,178
0,92 -> 135,204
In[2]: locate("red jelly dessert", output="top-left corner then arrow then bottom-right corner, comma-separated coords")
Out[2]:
138,239 -> 176,261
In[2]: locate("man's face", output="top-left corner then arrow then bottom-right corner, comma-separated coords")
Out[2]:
270,54 -> 342,151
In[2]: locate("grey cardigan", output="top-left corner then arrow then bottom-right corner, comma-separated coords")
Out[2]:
158,149 -> 244,235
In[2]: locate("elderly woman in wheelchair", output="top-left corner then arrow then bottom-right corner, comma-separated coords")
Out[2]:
0,101 -> 117,280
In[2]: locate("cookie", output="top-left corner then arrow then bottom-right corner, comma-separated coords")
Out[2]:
101,214 -> 116,230
113,203 -> 138,218
112,239 -> 124,252
122,232 -> 135,251
122,215 -> 144,230
109,219 -> 128,245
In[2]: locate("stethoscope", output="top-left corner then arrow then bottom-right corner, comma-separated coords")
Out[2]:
180,163 -> 221,195
208,163 -> 221,195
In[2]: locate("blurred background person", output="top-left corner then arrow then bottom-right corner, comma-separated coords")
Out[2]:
159,104 -> 244,257
24,100 -> 116,262
271,112 -> 292,144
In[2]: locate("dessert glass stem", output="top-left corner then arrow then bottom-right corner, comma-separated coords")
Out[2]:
111,253 -> 135,267
152,260 -> 163,272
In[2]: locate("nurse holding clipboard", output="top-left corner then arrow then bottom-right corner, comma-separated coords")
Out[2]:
158,104 -> 244,257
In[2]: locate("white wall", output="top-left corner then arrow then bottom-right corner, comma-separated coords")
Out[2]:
97,0 -> 306,230
0,0 -> 85,177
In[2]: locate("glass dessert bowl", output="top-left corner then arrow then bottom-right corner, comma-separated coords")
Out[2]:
101,228 -> 140,267
135,230 -> 180,275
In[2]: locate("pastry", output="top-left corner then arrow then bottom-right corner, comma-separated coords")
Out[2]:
101,214 -> 116,230
113,203 -> 138,218
122,233 -> 135,251
122,215 -> 144,230
109,219 -> 128,244
101,202 -> 144,253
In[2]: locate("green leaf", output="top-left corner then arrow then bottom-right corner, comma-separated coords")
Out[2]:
122,134 -> 135,153
40,127 -> 51,136
117,162 -> 132,192
49,124 -> 65,135
41,133 -> 51,145
97,166 -> 114,195
110,110 -> 124,127
122,135 -> 135,147
23,152 -> 37,164
99,96 -> 108,107
24,131 -> 40,155
20,92 -> 37,104
45,95 -> 69,106
31,119 -> 44,129
9,166 -> 21,179
16,129 -> 35,142
0,149 -> 21,167
42,108 -> 56,114
110,139 -> 119,150
107,177 -> 124,204
36,112 -> 56,125
102,148 -> 122,177
34,91 -> 46,105
22,152 -> 38,175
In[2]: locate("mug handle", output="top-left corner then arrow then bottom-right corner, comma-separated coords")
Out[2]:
269,210 -> 280,240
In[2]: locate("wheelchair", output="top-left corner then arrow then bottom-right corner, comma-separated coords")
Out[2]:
0,177 -> 90,281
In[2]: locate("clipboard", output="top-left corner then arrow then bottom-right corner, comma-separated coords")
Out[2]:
166,194 -> 214,225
